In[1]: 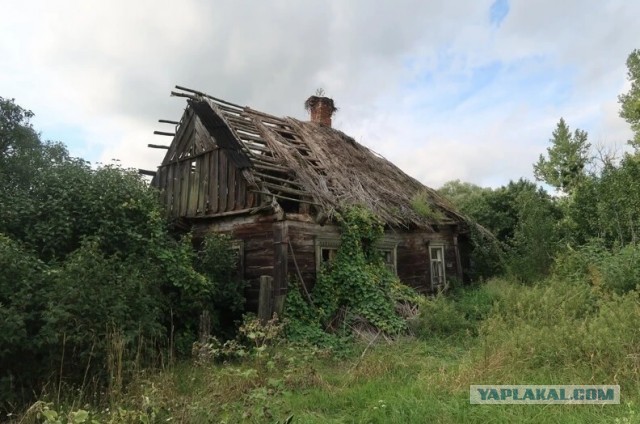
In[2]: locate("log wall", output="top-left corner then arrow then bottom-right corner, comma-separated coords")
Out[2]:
194,215 -> 465,311
396,227 -> 460,291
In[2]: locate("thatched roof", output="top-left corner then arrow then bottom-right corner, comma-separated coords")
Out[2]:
164,86 -> 466,230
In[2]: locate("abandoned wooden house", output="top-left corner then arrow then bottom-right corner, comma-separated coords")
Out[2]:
146,86 -> 471,313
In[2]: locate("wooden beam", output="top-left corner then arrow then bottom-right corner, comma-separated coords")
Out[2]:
272,222 -> 288,318
138,169 -> 157,177
159,119 -> 179,125
148,144 -> 170,149
161,147 -> 220,166
261,181 -> 310,197
258,275 -> 274,323
453,235 -> 464,281
185,206 -> 267,219
253,163 -> 290,173
154,131 -> 176,136
250,190 -> 319,205
170,90 -> 197,99
254,171 -> 305,187
175,85 -> 245,110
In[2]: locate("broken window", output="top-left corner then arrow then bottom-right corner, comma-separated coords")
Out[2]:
315,238 -> 340,272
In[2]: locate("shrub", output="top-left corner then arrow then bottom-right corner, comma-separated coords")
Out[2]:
471,277 -> 640,383
305,206 -> 409,335
284,206 -> 418,351
42,239 -> 167,386
409,284 -> 498,339
409,294 -> 472,339
193,234 -> 247,337
553,241 -> 640,294
0,235 -> 50,409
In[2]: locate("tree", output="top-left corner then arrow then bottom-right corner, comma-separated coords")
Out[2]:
619,49 -> 640,150
0,97 -> 246,411
438,178 -> 561,281
507,185 -> 562,282
533,118 -> 591,195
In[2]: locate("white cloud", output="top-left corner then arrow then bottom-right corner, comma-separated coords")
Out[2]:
0,0 -> 637,187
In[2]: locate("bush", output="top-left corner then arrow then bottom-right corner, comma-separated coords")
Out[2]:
42,239 -> 167,386
409,294 -> 472,339
193,234 -> 247,337
311,206 -> 408,334
409,284 -> 499,339
0,235 -> 50,408
553,241 -> 640,294
472,277 -> 640,383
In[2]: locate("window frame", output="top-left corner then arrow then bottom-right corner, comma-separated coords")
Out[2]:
315,237 -> 340,272
429,243 -> 446,289
314,237 -> 398,275
377,240 -> 398,275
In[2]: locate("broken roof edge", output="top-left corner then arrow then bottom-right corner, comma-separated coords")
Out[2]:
166,85 -> 473,231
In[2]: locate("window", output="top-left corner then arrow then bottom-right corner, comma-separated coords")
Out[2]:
315,237 -> 398,274
315,238 -> 340,272
320,247 -> 338,264
379,248 -> 397,275
430,245 -> 446,288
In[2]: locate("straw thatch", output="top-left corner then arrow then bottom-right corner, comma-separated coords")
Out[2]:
164,86 -> 467,230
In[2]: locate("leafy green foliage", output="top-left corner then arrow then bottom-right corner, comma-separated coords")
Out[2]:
313,206 -> 408,334
619,49 -> 640,149
553,241 -> 640,294
533,117 -> 591,194
285,206 -> 418,349
0,98 -> 245,412
410,190 -> 445,222
506,185 -> 562,282
410,294 -> 472,339
193,234 -> 247,332
568,156 -> 640,246
476,278 -> 640,384
409,285 -> 498,339
0,235 -> 51,408
439,178 -> 560,281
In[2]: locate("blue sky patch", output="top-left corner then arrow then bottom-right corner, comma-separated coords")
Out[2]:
37,122 -> 98,163
490,0 -> 509,27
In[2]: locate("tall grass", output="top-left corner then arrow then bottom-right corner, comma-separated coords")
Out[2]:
14,273 -> 640,423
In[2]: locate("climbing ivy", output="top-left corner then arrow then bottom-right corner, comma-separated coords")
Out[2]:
285,206 -> 418,344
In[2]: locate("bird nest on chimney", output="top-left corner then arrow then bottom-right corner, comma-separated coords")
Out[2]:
304,96 -> 338,114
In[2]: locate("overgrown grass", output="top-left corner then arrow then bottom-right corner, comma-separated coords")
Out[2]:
14,276 -> 640,423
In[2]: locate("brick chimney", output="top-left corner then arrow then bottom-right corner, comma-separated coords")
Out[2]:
305,95 -> 337,127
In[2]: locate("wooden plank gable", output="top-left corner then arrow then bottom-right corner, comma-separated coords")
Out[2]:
153,109 -> 257,219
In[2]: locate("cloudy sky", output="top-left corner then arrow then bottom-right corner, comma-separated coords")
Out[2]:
1,0 -> 637,188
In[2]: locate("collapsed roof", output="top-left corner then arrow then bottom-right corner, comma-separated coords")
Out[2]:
151,86 -> 466,230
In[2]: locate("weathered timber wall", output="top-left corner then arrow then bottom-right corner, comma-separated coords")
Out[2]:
193,214 -> 465,311
396,227 -> 461,291
192,215 -> 277,312
286,220 -> 339,292
153,114 -> 256,219
286,220 -> 463,293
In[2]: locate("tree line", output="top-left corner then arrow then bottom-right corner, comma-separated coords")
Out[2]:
439,49 -> 640,286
